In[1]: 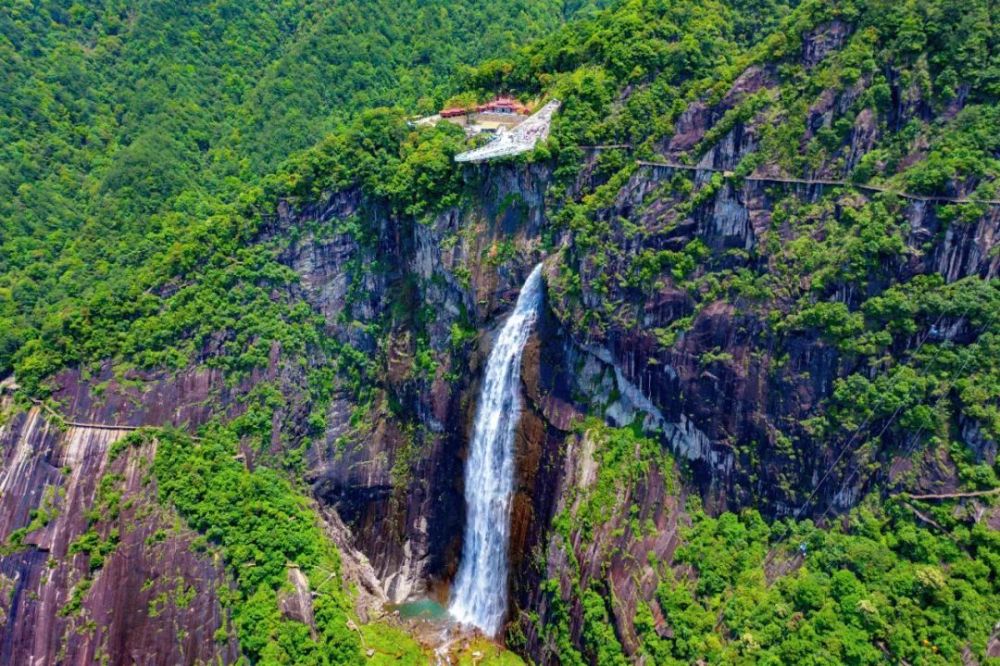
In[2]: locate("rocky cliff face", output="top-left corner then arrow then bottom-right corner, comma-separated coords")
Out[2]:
263,139 -> 995,663
3,114 -> 993,665
268,20 -> 998,662
0,401 -> 239,665
281,164 -> 552,603
505,22 -> 998,661
2,12 -> 996,665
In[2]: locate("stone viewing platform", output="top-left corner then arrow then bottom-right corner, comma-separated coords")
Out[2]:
454,100 -> 560,163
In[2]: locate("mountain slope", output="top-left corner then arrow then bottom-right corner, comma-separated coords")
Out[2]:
1,0 -> 998,664
0,0 -> 607,378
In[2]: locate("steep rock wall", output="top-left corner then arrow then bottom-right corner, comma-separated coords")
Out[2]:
270,87 -> 997,649
285,163 -> 553,602
0,405 -> 239,665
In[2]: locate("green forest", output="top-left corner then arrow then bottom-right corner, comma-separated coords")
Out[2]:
1,0 -> 606,381
1,0 -> 998,664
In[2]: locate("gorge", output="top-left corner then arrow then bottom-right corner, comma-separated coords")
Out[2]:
1,1 -> 998,664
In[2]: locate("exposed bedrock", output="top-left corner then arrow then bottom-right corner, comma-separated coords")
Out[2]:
284,91 -> 998,634
0,405 -> 239,665
6,36 -> 997,660
5,113 -> 993,661
298,163 -> 553,602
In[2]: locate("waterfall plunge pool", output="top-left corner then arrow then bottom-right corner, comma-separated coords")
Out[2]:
388,598 -> 450,621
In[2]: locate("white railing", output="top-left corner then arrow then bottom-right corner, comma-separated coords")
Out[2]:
455,100 -> 560,163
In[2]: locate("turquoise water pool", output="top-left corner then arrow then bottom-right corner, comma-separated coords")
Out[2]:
390,598 -> 450,621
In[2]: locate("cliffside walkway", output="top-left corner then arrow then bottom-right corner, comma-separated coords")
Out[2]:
30,399 -> 210,442
636,160 -> 1000,206
455,100 -> 561,163
31,398 -> 141,432
899,488 -> 1000,501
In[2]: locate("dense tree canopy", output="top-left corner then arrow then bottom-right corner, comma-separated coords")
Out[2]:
0,0 -> 608,381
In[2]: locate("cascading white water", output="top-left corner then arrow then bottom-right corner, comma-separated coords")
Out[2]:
449,263 -> 544,637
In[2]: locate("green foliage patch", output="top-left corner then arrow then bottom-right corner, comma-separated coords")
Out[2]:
647,501 -> 1000,665
151,427 -> 361,664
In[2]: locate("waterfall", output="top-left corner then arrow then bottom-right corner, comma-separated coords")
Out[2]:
449,263 -> 544,637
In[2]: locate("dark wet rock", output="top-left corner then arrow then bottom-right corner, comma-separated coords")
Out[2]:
51,365 -> 234,429
665,65 -> 776,160
802,20 -> 851,69
961,418 -> 998,466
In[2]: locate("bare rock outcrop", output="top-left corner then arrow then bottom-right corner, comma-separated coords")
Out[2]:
0,405 -> 238,665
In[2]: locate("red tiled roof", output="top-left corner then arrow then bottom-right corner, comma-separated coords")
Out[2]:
440,97 -> 531,117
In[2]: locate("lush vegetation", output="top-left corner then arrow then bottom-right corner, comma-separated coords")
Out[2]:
536,421 -> 676,666
69,426 -> 362,665
652,499 -> 1000,665
0,2 -> 606,661
2,0 -> 998,664
155,429 -> 359,663
0,0 -> 606,385
527,0 -> 1000,506
536,423 -> 999,665
485,1 -> 999,662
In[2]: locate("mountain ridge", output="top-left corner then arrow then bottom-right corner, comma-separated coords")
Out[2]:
1,0 -> 998,663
